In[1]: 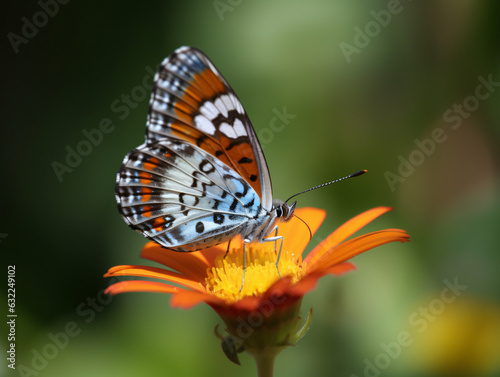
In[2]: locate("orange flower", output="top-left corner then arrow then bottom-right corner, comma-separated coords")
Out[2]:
105,206 -> 409,374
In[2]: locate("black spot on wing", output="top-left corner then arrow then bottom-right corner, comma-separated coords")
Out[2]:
213,213 -> 224,224
230,198 -> 238,211
195,221 -> 204,234
244,198 -> 255,208
199,159 -> 215,174
196,134 -> 208,147
238,157 -> 253,164
212,109 -> 241,128
225,139 -> 250,152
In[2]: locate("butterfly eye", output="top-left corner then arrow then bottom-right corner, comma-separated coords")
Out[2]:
276,207 -> 283,218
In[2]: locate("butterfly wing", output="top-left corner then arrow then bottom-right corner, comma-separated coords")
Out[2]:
116,135 -> 262,251
146,46 -> 272,209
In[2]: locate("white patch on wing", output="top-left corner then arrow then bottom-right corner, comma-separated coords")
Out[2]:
153,100 -> 167,112
155,91 -> 170,104
156,78 -> 167,88
219,122 -> 237,139
148,124 -> 164,134
233,118 -> 247,137
214,97 -> 229,118
181,195 -> 198,206
229,93 -> 244,114
194,115 -> 216,135
220,94 -> 236,113
199,101 -> 219,120
157,79 -> 178,93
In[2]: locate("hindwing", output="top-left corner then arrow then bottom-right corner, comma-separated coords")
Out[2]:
116,135 -> 262,251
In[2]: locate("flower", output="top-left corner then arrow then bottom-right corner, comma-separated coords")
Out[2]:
105,206 -> 409,375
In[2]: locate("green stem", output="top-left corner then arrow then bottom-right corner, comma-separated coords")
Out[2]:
248,347 -> 282,377
255,352 -> 275,377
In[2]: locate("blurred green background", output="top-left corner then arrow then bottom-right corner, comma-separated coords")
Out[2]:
2,1 -> 500,376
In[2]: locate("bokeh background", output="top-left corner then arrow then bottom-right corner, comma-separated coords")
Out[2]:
2,1 -> 500,376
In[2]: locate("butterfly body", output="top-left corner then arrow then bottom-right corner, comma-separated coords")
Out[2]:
116,47 -> 295,252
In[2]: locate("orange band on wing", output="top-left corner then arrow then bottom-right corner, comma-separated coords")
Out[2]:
171,67 -> 263,199
139,171 -> 152,184
143,157 -> 159,171
140,187 -> 152,202
142,205 -> 152,218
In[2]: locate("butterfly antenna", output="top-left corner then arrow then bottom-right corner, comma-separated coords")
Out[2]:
285,170 -> 367,203
293,214 -> 312,241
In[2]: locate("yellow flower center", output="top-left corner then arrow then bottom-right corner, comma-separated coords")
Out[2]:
205,241 -> 304,303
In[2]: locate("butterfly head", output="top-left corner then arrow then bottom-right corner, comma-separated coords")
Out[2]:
273,200 -> 296,223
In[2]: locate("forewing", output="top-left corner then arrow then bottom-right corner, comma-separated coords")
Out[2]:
146,46 -> 272,209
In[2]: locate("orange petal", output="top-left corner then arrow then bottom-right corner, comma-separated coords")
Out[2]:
280,207 -> 326,255
304,206 -> 393,265
287,262 -> 356,297
140,242 -> 224,280
224,295 -> 263,313
105,280 -> 181,296
171,289 -> 223,309
313,229 -> 410,273
290,262 -> 356,294
289,272 -> 323,296
323,262 -> 357,275
105,265 -> 204,291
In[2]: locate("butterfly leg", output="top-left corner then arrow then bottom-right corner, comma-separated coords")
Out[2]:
239,239 -> 249,292
224,239 -> 233,259
273,226 -> 278,253
273,227 -> 282,278
262,229 -> 283,278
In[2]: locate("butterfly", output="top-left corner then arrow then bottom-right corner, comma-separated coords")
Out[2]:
115,46 -> 296,261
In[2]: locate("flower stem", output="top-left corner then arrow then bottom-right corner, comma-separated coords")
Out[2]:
249,347 -> 282,377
